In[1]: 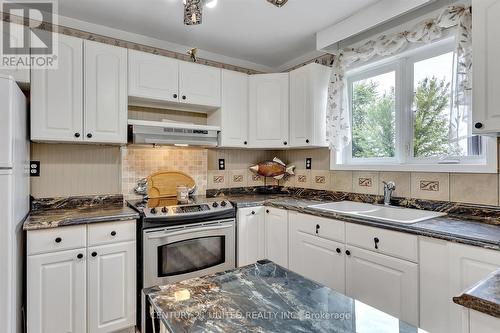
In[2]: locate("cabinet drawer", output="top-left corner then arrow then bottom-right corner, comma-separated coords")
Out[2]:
289,211 -> 345,242
346,223 -> 418,262
88,220 -> 136,246
27,225 -> 87,255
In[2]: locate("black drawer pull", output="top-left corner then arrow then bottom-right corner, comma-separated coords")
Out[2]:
345,250 -> 351,256
55,237 -> 62,243
173,93 -> 178,99
266,209 -> 270,214
315,224 -> 320,234
77,253 -> 83,259
110,231 -> 117,236
91,252 -> 97,257
251,211 -> 255,215
336,248 -> 341,254
87,133 -> 93,138
374,237 -> 380,249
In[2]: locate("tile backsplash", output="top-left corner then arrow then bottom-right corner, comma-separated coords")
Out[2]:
122,146 -> 207,199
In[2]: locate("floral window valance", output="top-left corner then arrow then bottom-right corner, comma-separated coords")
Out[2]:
326,4 -> 472,151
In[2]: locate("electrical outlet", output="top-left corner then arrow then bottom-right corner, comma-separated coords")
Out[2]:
30,161 -> 40,177
305,158 -> 312,170
218,159 -> 225,170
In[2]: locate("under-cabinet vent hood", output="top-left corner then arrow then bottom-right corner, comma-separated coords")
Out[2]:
128,119 -> 220,147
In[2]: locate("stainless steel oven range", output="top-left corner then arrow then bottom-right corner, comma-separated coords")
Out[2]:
128,197 -> 236,333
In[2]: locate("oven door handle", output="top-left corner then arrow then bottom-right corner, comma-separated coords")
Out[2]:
146,224 -> 233,239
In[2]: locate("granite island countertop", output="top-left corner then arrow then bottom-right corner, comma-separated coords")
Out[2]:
23,194 -> 140,230
453,269 -> 500,319
146,260 -> 426,333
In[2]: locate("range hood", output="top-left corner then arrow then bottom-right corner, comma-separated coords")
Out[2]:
128,119 -> 220,147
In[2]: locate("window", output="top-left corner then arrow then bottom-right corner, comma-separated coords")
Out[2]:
335,41 -> 496,173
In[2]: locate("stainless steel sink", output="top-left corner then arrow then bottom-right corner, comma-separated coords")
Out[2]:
310,201 -> 446,224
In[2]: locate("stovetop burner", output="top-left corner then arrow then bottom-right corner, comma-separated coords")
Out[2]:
128,196 -> 235,225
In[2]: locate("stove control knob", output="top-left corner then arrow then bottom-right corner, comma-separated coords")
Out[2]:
220,201 -> 227,207
212,202 -> 219,208
161,207 -> 168,213
150,208 -> 157,214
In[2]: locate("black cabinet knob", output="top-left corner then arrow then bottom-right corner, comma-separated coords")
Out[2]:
374,237 -> 380,249
244,141 -> 248,145
161,207 -> 167,213
266,209 -> 270,213
74,133 -> 80,138
182,95 -> 187,100
336,248 -> 341,254
150,208 -> 157,214
283,141 -> 288,146
87,133 -> 92,138
221,201 -> 227,207
77,253 -> 84,259
55,237 -> 62,243
212,202 -> 219,208
306,139 -> 310,144
345,250 -> 351,256
475,122 -> 483,129
110,231 -> 117,236
91,252 -> 97,257
173,93 -> 178,99
251,211 -> 255,215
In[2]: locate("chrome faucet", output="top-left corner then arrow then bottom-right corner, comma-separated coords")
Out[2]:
383,181 -> 396,206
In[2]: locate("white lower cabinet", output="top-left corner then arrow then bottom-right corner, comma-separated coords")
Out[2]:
419,237 -> 500,333
27,248 -> 87,333
88,241 -> 136,333
345,246 -> 419,326
469,310 -> 500,333
237,207 -> 265,267
288,212 -> 345,293
27,221 -> 136,333
265,207 -> 288,268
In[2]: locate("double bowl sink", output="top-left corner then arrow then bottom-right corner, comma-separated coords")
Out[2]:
309,201 -> 446,224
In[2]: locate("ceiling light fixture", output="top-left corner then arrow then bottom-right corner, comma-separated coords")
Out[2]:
267,0 -> 288,8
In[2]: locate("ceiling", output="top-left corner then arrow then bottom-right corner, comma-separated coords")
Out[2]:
58,0 -> 380,69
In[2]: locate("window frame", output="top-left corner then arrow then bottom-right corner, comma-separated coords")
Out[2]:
332,40 -> 497,173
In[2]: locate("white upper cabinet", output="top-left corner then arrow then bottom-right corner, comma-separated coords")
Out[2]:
31,34 -> 84,142
218,70 -> 249,147
289,63 -> 330,147
84,40 -> 128,144
472,0 -> 500,134
179,61 -> 221,107
249,73 -> 289,148
128,50 -> 180,102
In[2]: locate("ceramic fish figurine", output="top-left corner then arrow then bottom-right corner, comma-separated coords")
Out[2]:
249,157 -> 295,180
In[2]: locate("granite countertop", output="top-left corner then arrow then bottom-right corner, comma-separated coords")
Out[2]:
453,269 -> 500,318
146,260 -> 426,333
23,195 -> 140,230
218,194 -> 500,251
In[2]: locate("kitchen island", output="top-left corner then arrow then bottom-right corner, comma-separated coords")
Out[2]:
145,260 -> 427,333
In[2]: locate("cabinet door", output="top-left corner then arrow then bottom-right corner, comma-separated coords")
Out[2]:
0,23 -> 30,84
237,207 -> 265,267
219,70 -> 249,147
472,0 -> 500,133
469,310 -> 500,333
289,63 -> 329,147
345,246 -> 418,326
31,33 -> 83,142
128,49 -> 179,102
84,40 -> 128,144
289,215 -> 345,293
448,242 -> 500,333
179,61 -> 221,107
265,207 -> 288,268
27,249 -> 86,333
249,73 -> 289,148
88,241 -> 136,333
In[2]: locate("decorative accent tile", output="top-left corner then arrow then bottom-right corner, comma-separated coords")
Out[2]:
247,170 -> 265,187
420,181 -> 440,192
294,170 -> 311,189
207,171 -> 227,189
280,174 -> 296,188
358,178 -> 373,187
311,171 -> 330,190
411,172 -> 449,201
228,170 -> 248,188
352,172 -> 379,195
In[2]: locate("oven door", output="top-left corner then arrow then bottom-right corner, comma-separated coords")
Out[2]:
143,220 -> 235,288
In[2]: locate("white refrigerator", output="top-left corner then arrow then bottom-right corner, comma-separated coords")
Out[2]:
0,74 -> 30,333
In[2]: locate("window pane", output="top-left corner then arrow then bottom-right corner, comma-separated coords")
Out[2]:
352,71 -> 396,158
412,52 -> 480,158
